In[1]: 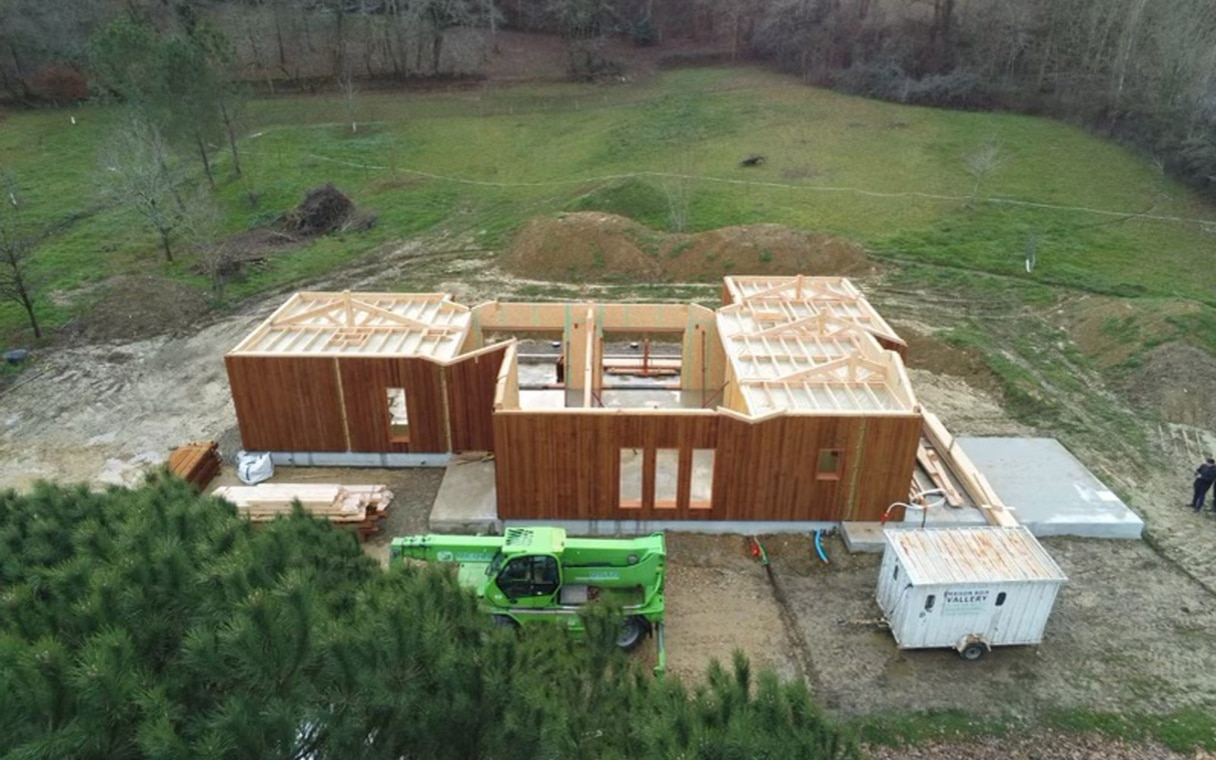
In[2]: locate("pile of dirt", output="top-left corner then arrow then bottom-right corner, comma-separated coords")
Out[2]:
500,212 -> 874,283
1122,342 -> 1216,429
66,276 -> 211,343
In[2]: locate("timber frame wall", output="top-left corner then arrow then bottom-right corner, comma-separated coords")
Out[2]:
225,277 -> 923,523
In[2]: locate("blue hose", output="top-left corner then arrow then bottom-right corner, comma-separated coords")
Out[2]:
813,529 -> 829,564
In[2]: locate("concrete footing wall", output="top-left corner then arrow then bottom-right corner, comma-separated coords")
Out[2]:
269,451 -> 453,468
504,519 -> 841,536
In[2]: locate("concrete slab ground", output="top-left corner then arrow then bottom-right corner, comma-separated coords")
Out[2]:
957,436 -> 1144,540
429,460 -> 499,533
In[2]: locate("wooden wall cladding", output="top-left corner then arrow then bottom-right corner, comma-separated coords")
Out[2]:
226,355 -> 347,451
494,409 -> 921,522
493,411 -> 718,520
445,344 -> 508,451
842,415 -> 923,520
338,357 -> 449,453
714,413 -> 921,522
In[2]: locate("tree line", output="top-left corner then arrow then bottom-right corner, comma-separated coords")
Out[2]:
0,476 -> 858,759
2,0 -> 1213,197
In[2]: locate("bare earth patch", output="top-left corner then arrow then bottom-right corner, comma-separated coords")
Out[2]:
62,275 -> 212,343
500,212 -> 875,284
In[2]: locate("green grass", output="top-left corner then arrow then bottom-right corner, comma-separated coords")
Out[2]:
2,66 -> 1215,344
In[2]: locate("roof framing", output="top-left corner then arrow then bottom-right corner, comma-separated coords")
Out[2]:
229,291 -> 472,359
718,276 -> 916,415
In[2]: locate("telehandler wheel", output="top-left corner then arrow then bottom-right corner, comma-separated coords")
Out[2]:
491,615 -> 519,630
616,616 -> 648,651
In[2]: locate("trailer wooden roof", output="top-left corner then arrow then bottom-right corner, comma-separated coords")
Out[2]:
717,276 -> 916,414
230,291 -> 472,359
884,526 -> 1068,585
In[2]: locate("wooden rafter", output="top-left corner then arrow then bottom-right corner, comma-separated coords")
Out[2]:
271,292 -> 462,334
768,354 -> 888,384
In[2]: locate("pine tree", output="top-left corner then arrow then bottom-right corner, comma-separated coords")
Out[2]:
0,476 -> 857,760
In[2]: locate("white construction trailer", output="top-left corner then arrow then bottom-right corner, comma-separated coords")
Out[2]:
877,526 -> 1067,660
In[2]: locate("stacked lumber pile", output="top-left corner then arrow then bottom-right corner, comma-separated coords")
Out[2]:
168,441 -> 222,492
212,483 -> 394,539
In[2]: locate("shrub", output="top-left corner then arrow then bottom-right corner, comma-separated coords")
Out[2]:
28,63 -> 89,104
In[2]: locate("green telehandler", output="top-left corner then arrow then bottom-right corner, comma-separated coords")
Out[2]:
390,526 -> 666,672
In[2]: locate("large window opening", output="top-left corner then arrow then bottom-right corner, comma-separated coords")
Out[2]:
619,448 -> 643,509
689,449 -> 714,509
387,387 -> 410,441
655,449 -> 679,509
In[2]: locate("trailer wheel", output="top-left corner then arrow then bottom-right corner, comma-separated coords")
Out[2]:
960,642 -> 987,661
616,616 -> 648,651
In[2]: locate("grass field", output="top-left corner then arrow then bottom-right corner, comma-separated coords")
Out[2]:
2,66 -> 1215,342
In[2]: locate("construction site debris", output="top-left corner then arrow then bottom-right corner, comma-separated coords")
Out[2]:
167,441 -> 222,492
212,483 -> 394,539
235,450 -> 274,485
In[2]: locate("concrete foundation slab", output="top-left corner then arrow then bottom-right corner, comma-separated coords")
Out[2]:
957,437 -> 1144,540
429,461 -> 500,533
506,519 -> 839,536
270,451 -> 451,468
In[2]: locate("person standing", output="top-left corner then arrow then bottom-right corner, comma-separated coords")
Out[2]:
1193,457 -> 1216,512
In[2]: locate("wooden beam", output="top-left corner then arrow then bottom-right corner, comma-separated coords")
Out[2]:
915,443 -> 964,507
922,410 -> 1018,526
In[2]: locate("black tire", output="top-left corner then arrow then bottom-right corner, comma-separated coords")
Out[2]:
616,616 -> 648,651
491,614 -> 519,630
960,642 -> 987,661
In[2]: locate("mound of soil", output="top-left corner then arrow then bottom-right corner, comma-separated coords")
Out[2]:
1122,342 -> 1216,429
500,212 -> 873,283
505,213 -> 665,283
67,276 -> 211,343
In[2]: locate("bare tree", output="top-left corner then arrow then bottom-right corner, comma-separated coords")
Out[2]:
181,198 -> 238,299
99,115 -> 188,263
339,64 -> 359,133
964,138 -> 1005,205
0,178 -> 42,338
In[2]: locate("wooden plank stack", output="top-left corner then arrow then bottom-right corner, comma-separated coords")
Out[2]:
168,441 -> 222,492
211,483 -> 394,539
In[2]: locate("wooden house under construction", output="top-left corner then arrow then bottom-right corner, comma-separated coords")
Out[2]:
226,276 -> 924,525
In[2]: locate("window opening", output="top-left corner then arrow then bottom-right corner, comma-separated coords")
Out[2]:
924,594 -> 936,611
996,592 -> 1007,607
655,449 -> 679,508
387,387 -> 410,441
619,449 -> 642,509
816,448 -> 843,480
497,555 -> 559,599
689,449 -> 714,509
